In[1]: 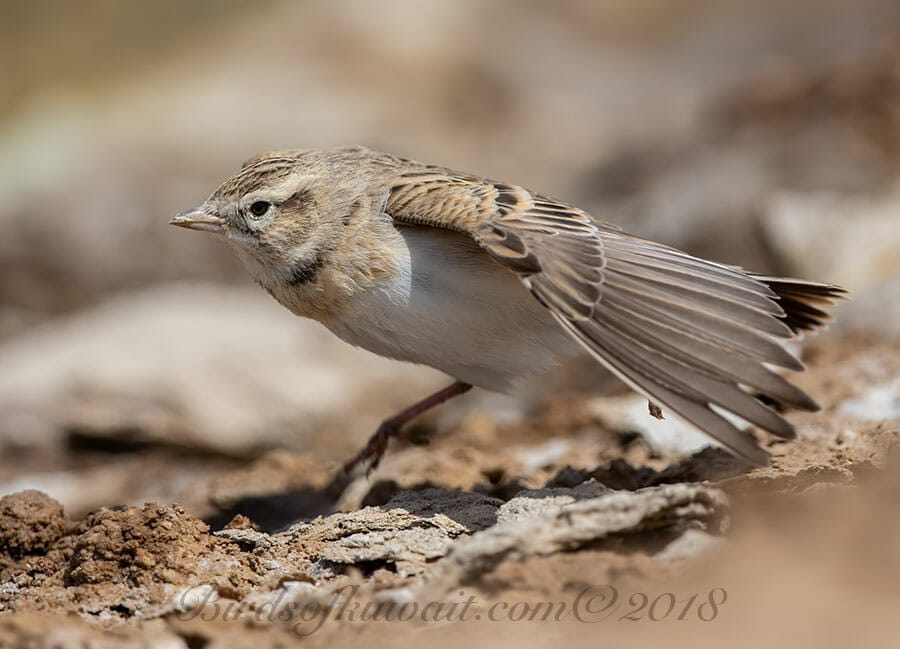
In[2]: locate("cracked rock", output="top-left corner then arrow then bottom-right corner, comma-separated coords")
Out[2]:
424,483 -> 727,592
383,488 -> 503,532
284,506 -> 468,576
496,481 -> 610,525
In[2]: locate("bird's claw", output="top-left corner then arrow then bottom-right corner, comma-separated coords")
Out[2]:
339,420 -> 401,477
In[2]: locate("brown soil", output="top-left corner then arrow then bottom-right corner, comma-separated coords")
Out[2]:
1,336 -> 898,648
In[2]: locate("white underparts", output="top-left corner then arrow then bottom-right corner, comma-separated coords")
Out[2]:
323,226 -> 578,393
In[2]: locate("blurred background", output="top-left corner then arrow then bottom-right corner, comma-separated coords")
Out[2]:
1,1 -> 900,643
2,0 -> 900,503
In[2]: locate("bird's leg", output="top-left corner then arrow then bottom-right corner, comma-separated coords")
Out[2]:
340,381 -> 472,477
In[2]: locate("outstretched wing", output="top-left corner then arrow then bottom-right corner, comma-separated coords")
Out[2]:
384,163 -> 844,465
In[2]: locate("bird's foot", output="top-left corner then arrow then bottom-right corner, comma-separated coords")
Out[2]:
340,419 -> 403,477
337,381 -> 472,479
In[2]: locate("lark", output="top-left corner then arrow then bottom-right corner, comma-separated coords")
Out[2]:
170,146 -> 844,473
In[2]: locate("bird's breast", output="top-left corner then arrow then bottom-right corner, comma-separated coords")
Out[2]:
322,226 -> 577,393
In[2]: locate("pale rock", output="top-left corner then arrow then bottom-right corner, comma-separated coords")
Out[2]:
587,394 -> 725,458
763,187 -> 900,291
838,380 -> 900,422
0,283 -> 445,455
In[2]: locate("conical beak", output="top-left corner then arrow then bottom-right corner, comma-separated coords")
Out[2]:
168,206 -> 224,234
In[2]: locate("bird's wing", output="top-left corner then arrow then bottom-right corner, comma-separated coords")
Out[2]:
385,167 -> 843,465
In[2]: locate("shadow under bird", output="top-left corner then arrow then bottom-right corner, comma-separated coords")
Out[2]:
170,146 -> 845,473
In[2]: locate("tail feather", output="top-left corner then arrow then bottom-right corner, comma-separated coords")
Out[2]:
750,276 -> 847,334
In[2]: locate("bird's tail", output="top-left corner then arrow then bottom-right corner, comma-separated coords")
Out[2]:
749,275 -> 847,334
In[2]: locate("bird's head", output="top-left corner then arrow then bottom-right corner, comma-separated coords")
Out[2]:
169,151 -> 360,288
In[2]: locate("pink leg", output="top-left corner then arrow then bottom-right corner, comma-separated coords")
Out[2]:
341,381 -> 473,476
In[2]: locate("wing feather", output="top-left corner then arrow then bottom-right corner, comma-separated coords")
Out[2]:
381,159 -> 844,465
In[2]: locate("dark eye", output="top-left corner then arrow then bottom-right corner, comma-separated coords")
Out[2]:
249,201 -> 270,218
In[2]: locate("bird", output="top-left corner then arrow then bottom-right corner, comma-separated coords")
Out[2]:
169,146 -> 845,474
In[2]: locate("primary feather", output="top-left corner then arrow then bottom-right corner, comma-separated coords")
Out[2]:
374,150 -> 845,465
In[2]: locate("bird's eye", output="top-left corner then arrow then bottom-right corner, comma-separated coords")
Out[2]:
248,201 -> 271,218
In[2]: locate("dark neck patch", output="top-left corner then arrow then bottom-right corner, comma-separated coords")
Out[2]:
287,248 -> 328,285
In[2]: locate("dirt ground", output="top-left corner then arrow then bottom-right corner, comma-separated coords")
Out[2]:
2,1 -> 900,647
1,334 -> 899,648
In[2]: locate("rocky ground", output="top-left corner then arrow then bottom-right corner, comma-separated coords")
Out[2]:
2,1 -> 900,647
1,333 -> 898,648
